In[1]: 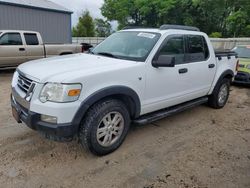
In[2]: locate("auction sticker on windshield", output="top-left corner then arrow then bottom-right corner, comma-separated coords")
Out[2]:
137,32 -> 156,39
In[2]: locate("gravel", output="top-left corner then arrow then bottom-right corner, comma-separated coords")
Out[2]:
0,70 -> 250,188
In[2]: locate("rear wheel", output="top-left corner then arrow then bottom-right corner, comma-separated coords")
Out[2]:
79,99 -> 130,156
208,78 -> 230,109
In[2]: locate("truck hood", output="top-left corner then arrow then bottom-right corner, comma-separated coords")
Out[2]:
18,53 -> 138,83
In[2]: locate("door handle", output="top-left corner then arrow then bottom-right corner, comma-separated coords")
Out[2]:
179,68 -> 188,74
208,64 -> 215,68
19,48 -> 25,51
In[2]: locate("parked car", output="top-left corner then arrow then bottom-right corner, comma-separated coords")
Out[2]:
11,25 -> 238,156
0,30 -> 86,68
233,45 -> 250,84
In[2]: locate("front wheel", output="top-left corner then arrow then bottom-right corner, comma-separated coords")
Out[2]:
79,99 -> 130,156
208,78 -> 230,109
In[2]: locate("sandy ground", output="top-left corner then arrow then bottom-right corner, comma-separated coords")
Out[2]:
0,70 -> 250,188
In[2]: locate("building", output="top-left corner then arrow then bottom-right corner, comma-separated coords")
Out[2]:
0,0 -> 72,43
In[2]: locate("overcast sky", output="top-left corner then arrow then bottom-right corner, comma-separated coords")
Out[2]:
50,0 -> 105,26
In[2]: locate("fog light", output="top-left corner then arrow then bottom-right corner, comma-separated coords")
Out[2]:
41,115 -> 57,124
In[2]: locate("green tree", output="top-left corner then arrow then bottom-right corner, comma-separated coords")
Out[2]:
95,18 -> 112,37
72,10 -> 95,37
209,32 -> 222,38
101,0 -> 250,37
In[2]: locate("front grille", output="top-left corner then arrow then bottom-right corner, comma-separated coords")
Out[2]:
17,73 -> 33,94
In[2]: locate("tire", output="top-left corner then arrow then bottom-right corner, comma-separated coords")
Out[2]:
79,99 -> 131,156
208,78 -> 230,109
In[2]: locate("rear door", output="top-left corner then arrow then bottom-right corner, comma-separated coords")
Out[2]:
0,32 -> 26,67
184,35 -> 216,94
24,33 -> 44,62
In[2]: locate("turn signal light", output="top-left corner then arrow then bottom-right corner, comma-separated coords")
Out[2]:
68,89 -> 81,96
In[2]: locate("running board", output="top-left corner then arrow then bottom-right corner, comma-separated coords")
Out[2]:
133,97 -> 208,125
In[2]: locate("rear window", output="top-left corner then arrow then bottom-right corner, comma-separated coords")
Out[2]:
186,35 -> 209,62
0,33 -> 22,45
24,33 -> 39,45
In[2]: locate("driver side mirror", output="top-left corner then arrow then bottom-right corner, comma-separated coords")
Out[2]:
152,55 -> 175,68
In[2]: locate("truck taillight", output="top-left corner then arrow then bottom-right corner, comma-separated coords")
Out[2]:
81,46 -> 84,53
236,60 -> 240,72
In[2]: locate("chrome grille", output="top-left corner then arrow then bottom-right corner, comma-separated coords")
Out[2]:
17,73 -> 33,94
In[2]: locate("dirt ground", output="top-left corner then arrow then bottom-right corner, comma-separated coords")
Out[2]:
0,70 -> 250,188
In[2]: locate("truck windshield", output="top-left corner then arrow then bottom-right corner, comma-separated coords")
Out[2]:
235,46 -> 250,58
92,31 -> 161,61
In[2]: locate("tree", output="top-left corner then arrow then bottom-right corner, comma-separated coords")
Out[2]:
95,18 -> 112,37
209,32 -> 222,38
101,0 -> 250,37
72,10 -> 95,37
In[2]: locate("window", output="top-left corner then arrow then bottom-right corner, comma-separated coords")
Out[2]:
24,33 -> 39,45
0,33 -> 22,45
186,35 -> 209,62
92,31 -> 161,62
158,36 -> 185,65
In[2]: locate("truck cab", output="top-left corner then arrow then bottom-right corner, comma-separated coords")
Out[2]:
0,30 -> 83,68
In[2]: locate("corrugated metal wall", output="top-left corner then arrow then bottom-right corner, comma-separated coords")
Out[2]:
0,4 -> 71,43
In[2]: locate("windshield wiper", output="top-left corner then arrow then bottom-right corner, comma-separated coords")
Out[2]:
96,52 -> 118,58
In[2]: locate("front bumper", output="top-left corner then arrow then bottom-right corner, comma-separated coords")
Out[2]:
11,94 -> 77,141
234,71 -> 250,84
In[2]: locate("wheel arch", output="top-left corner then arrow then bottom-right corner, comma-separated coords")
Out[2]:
72,86 -> 141,130
209,69 -> 234,95
217,69 -> 234,83
60,52 -> 73,55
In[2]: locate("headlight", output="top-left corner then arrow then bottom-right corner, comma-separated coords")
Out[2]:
11,71 -> 18,87
39,83 -> 82,103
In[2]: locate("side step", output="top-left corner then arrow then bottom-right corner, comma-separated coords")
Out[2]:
133,97 -> 208,125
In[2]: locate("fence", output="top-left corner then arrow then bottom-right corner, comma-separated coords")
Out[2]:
72,37 -> 250,50
211,38 -> 250,51
72,37 -> 106,46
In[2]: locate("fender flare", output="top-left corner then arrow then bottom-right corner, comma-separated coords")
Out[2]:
217,69 -> 234,83
210,69 -> 234,94
71,86 -> 141,130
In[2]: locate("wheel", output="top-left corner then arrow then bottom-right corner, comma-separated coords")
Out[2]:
79,99 -> 130,156
208,78 -> 230,109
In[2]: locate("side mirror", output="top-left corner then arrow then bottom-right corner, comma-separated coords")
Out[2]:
87,47 -> 94,53
152,55 -> 175,68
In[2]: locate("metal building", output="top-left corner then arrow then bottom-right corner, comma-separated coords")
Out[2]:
0,0 -> 72,43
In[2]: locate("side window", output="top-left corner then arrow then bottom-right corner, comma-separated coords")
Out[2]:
186,35 -> 209,62
158,36 -> 185,65
0,33 -> 22,45
24,33 -> 39,45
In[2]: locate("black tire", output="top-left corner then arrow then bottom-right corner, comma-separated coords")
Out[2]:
79,99 -> 131,156
208,78 -> 230,109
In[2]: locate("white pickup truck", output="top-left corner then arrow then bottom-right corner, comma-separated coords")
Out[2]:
11,25 -> 238,156
0,30 -> 84,68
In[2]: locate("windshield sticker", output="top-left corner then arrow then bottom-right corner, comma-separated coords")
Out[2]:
137,33 -> 156,39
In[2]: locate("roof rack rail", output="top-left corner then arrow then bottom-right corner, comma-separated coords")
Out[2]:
159,25 -> 200,31
123,26 -> 156,30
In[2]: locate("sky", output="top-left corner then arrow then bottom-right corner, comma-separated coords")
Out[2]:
50,0 -> 105,26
